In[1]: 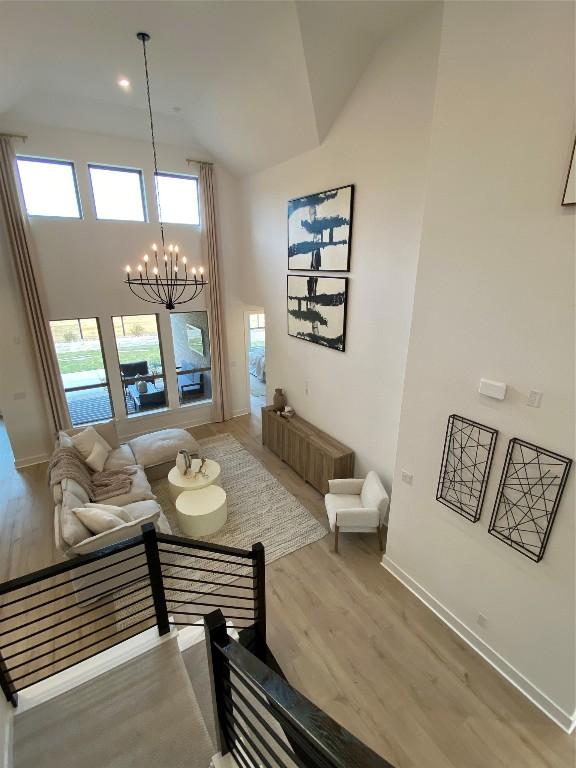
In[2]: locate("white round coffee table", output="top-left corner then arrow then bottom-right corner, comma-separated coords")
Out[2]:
168,460 -> 222,502
176,486 -> 228,537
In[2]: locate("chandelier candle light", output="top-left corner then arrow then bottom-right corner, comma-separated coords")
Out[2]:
124,32 -> 207,310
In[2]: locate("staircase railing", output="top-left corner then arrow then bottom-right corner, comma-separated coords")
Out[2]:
0,524 -> 263,706
205,609 -> 395,768
0,528 -> 395,768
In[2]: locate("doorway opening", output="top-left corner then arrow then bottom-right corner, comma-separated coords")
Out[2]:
247,311 -> 266,415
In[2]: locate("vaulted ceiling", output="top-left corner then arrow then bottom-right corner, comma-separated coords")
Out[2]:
0,1 -> 427,174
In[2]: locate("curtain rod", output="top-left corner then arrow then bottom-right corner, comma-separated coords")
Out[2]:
186,158 -> 213,166
0,132 -> 27,142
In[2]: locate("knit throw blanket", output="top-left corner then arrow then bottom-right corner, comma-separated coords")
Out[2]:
48,447 -> 136,501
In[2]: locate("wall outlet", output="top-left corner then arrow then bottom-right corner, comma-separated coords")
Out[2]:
13,392 -> 26,401
401,470 -> 413,485
477,613 -> 488,629
527,389 -> 543,408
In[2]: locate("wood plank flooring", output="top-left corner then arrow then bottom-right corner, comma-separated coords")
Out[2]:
0,414 -> 574,767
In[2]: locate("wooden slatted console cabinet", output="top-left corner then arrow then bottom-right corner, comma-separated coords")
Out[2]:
261,406 -> 355,494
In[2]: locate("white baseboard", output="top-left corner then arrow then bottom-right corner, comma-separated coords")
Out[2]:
231,408 -> 250,418
14,452 -> 50,469
381,555 -> 576,734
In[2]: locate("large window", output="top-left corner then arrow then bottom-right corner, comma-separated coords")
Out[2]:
249,313 -> 265,348
170,311 -> 212,405
155,172 -> 199,225
17,157 -> 81,219
112,314 -> 166,414
88,164 -> 146,222
50,318 -> 112,426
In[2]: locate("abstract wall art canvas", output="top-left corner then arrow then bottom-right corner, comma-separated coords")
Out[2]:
488,438 -> 572,562
288,185 -> 354,271
436,414 -> 498,522
287,275 -> 348,352
562,136 -> 576,205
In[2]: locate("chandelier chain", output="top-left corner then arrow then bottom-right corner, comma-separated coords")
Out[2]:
140,34 -> 166,255
126,32 -> 207,310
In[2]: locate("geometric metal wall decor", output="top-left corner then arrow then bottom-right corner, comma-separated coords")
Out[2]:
288,185 -> 354,271
562,135 -> 576,206
488,438 -> 572,563
436,414 -> 498,522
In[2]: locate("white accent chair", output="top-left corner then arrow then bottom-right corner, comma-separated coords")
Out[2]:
324,471 -> 390,553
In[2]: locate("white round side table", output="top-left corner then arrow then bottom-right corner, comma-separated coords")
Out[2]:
175,486 -> 228,537
168,460 -> 222,502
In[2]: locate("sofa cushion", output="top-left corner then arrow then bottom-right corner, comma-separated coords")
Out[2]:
128,428 -> 199,468
74,505 -> 131,535
104,444 -> 136,471
62,478 -> 90,505
72,426 -> 111,462
69,501 -> 162,556
123,499 -> 163,523
99,464 -> 155,507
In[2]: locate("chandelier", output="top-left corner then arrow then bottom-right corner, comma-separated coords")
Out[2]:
124,32 -> 207,310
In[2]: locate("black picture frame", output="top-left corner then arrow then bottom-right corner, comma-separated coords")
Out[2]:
287,184 -> 354,272
436,414 -> 498,522
562,136 -> 576,206
287,274 -> 348,352
488,438 -> 572,562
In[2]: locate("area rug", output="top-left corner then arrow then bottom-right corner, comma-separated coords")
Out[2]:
152,432 -> 328,561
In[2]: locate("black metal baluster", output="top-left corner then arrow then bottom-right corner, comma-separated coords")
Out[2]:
252,542 -> 266,661
205,609 -> 235,755
142,523 -> 170,636
0,649 -> 17,707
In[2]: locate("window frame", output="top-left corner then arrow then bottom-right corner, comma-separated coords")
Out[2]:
111,312 -> 169,417
169,310 -> 212,407
154,171 -> 200,227
16,155 -> 83,220
49,316 -> 114,426
87,163 -> 148,223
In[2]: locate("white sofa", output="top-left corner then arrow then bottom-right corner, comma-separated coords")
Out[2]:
52,421 -> 200,558
324,471 -> 390,553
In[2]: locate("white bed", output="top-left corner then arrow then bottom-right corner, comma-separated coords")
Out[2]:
249,347 -> 266,382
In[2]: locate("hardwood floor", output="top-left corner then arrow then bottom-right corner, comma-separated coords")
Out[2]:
0,415 -> 574,767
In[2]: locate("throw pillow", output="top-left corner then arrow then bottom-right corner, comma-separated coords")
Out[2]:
84,502 -> 132,522
85,441 -> 109,473
72,426 -> 111,462
58,431 -> 74,449
73,506 -> 129,535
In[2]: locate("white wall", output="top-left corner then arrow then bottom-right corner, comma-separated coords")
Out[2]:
0,122 -> 243,461
238,4 -> 444,481
385,1 -> 575,728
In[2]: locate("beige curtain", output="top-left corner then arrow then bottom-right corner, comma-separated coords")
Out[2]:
0,137 -> 71,433
199,162 -> 231,423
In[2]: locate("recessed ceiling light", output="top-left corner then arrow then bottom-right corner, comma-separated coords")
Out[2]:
118,78 -> 131,89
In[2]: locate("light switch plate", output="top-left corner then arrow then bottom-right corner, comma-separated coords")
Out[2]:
401,470 -> 413,485
527,390 -> 543,408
